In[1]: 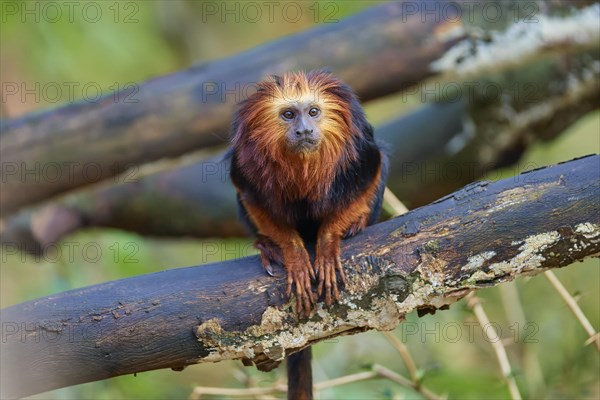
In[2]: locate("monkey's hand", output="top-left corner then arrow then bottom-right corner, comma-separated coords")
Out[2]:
255,236 -> 315,315
283,245 -> 315,316
240,199 -> 316,315
315,196 -> 376,305
315,236 -> 346,306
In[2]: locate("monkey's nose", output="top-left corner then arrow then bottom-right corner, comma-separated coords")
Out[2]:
295,129 -> 313,137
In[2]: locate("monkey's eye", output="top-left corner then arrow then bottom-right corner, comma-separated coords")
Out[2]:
308,107 -> 320,117
282,110 -> 295,121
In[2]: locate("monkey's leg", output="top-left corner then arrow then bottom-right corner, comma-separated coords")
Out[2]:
241,199 -> 315,315
316,174 -> 382,305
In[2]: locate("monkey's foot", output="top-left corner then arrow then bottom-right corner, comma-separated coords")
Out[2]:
343,215 -> 369,239
255,235 -> 283,276
315,245 -> 347,306
284,250 -> 315,317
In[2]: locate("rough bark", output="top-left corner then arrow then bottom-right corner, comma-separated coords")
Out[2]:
1,155 -> 598,399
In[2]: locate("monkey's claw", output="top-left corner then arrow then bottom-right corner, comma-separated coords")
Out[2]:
255,235 -> 282,277
263,264 -> 274,276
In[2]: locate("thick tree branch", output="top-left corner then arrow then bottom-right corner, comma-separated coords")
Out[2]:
1,155 -> 598,398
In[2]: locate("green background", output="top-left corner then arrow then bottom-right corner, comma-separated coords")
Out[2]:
1,1 -> 598,399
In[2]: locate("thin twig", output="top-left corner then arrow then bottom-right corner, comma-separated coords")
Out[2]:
237,369 -> 278,400
466,292 -> 522,400
189,384 -> 286,399
314,370 -> 378,390
498,283 -> 548,396
544,270 -> 600,352
499,282 -> 527,338
191,365 -> 445,399
384,187 -> 409,216
372,364 -> 443,400
382,331 -> 419,383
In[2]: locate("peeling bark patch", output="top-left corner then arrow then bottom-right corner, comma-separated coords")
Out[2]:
489,231 -> 560,275
430,4 -> 600,75
576,222 -> 600,239
247,307 -> 286,336
488,184 -> 556,214
346,297 -> 402,331
416,246 -> 447,288
194,319 -> 224,347
391,247 -> 456,317
194,294 -> 406,368
384,274 -> 411,302
344,254 -> 393,296
462,251 -> 497,272
460,223 -> 600,286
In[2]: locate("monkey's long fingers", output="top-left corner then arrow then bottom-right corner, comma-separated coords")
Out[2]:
308,262 -> 316,280
328,261 -> 339,305
286,264 -> 314,316
335,256 -> 346,285
286,274 -> 293,299
316,259 -> 325,297
316,258 -> 335,305
304,271 -> 314,315
294,275 -> 313,317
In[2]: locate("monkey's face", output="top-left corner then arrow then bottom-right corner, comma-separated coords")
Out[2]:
279,103 -> 322,153
234,70 -> 362,164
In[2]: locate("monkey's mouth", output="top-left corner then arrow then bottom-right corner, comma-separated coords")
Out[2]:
290,138 -> 320,153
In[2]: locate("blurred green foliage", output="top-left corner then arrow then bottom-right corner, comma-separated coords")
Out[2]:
1,1 -> 598,399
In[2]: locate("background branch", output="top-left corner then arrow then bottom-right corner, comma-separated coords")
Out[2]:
3,8 -> 598,252
1,1 -> 596,216
0,0 -> 462,214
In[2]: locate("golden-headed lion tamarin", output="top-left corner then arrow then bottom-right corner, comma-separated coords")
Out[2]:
229,70 -> 387,399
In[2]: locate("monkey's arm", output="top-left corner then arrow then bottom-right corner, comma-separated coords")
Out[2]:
316,166 -> 384,305
239,197 -> 315,315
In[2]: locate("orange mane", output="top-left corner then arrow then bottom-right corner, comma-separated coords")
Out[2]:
232,70 -> 365,202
